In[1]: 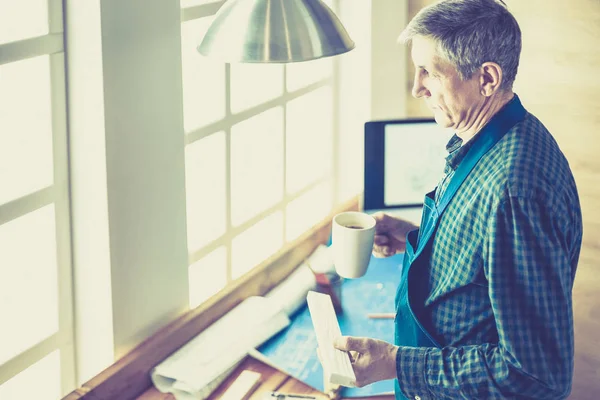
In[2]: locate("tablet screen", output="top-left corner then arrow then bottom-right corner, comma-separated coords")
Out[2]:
364,119 -> 452,210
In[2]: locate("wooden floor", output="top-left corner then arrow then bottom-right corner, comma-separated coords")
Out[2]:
570,244 -> 600,400
136,356 -> 391,400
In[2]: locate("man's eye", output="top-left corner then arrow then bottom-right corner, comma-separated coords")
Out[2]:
421,68 -> 429,76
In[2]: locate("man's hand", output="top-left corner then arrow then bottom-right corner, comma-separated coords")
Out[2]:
332,336 -> 399,388
372,212 -> 419,257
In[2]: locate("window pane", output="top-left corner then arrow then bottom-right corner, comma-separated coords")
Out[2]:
0,206 -> 59,366
286,57 -> 333,92
181,17 -> 226,132
0,0 -> 48,45
231,108 -> 283,226
0,56 -> 54,205
232,211 -> 283,279
286,181 -> 333,242
230,63 -> 283,113
185,132 -> 227,253
0,350 -> 61,400
286,87 -> 333,194
189,246 -> 227,308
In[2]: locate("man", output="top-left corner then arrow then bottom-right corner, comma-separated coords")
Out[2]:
328,0 -> 583,399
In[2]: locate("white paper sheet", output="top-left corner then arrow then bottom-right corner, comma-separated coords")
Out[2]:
150,246 -> 334,400
151,296 -> 290,399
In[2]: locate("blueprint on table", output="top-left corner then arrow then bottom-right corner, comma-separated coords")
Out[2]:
253,253 -> 404,397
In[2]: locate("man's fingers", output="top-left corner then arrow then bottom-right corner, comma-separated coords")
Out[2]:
333,336 -> 347,350
373,234 -> 389,246
372,246 -> 389,258
372,211 -> 387,222
373,213 -> 393,232
373,244 -> 397,258
372,250 -> 386,259
333,336 -> 367,352
374,233 -> 407,256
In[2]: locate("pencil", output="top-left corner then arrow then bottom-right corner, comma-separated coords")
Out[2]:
367,313 -> 395,319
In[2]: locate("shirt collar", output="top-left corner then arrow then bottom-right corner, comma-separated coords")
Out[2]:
443,94 -> 525,172
444,134 -> 468,173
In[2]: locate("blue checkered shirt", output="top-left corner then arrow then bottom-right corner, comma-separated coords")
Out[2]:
395,98 -> 583,399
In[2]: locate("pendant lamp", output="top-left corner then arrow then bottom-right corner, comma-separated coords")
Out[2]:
197,0 -> 355,63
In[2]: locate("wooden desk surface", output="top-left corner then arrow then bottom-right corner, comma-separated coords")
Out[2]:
136,356 -> 394,400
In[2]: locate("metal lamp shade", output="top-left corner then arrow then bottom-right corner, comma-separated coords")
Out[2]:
197,0 -> 355,63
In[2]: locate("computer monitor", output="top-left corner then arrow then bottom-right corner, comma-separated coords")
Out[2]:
363,118 -> 453,212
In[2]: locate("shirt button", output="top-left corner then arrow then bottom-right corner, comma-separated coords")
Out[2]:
414,396 -> 421,400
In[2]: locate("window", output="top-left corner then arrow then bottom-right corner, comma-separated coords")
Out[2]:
181,16 -> 225,132
0,0 -> 75,396
286,57 -> 333,92
180,0 -> 344,308
286,87 -> 334,194
185,131 -> 227,254
2,1 -> 372,394
230,108 -> 284,226
0,0 -> 49,45
230,63 -> 284,114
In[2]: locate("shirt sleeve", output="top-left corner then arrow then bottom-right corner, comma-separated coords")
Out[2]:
395,193 -> 576,400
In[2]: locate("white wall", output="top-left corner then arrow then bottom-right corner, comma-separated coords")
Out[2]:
66,0 -> 189,383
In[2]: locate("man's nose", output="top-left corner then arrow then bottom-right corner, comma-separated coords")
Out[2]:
412,76 -> 429,99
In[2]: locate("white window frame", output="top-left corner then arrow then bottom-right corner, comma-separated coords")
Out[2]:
181,0 -> 342,292
0,0 -> 76,395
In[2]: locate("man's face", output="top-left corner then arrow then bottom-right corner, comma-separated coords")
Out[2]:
410,36 -> 483,131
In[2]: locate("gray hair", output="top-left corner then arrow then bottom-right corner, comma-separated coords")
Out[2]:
398,0 -> 521,91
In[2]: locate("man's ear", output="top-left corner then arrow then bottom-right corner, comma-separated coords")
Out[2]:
479,62 -> 503,96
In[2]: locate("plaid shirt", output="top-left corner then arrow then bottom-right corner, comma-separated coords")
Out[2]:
395,98 -> 583,399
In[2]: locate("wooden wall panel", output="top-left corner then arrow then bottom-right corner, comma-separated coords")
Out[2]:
405,1 -> 600,398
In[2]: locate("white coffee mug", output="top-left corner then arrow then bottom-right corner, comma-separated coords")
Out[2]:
332,211 -> 376,278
